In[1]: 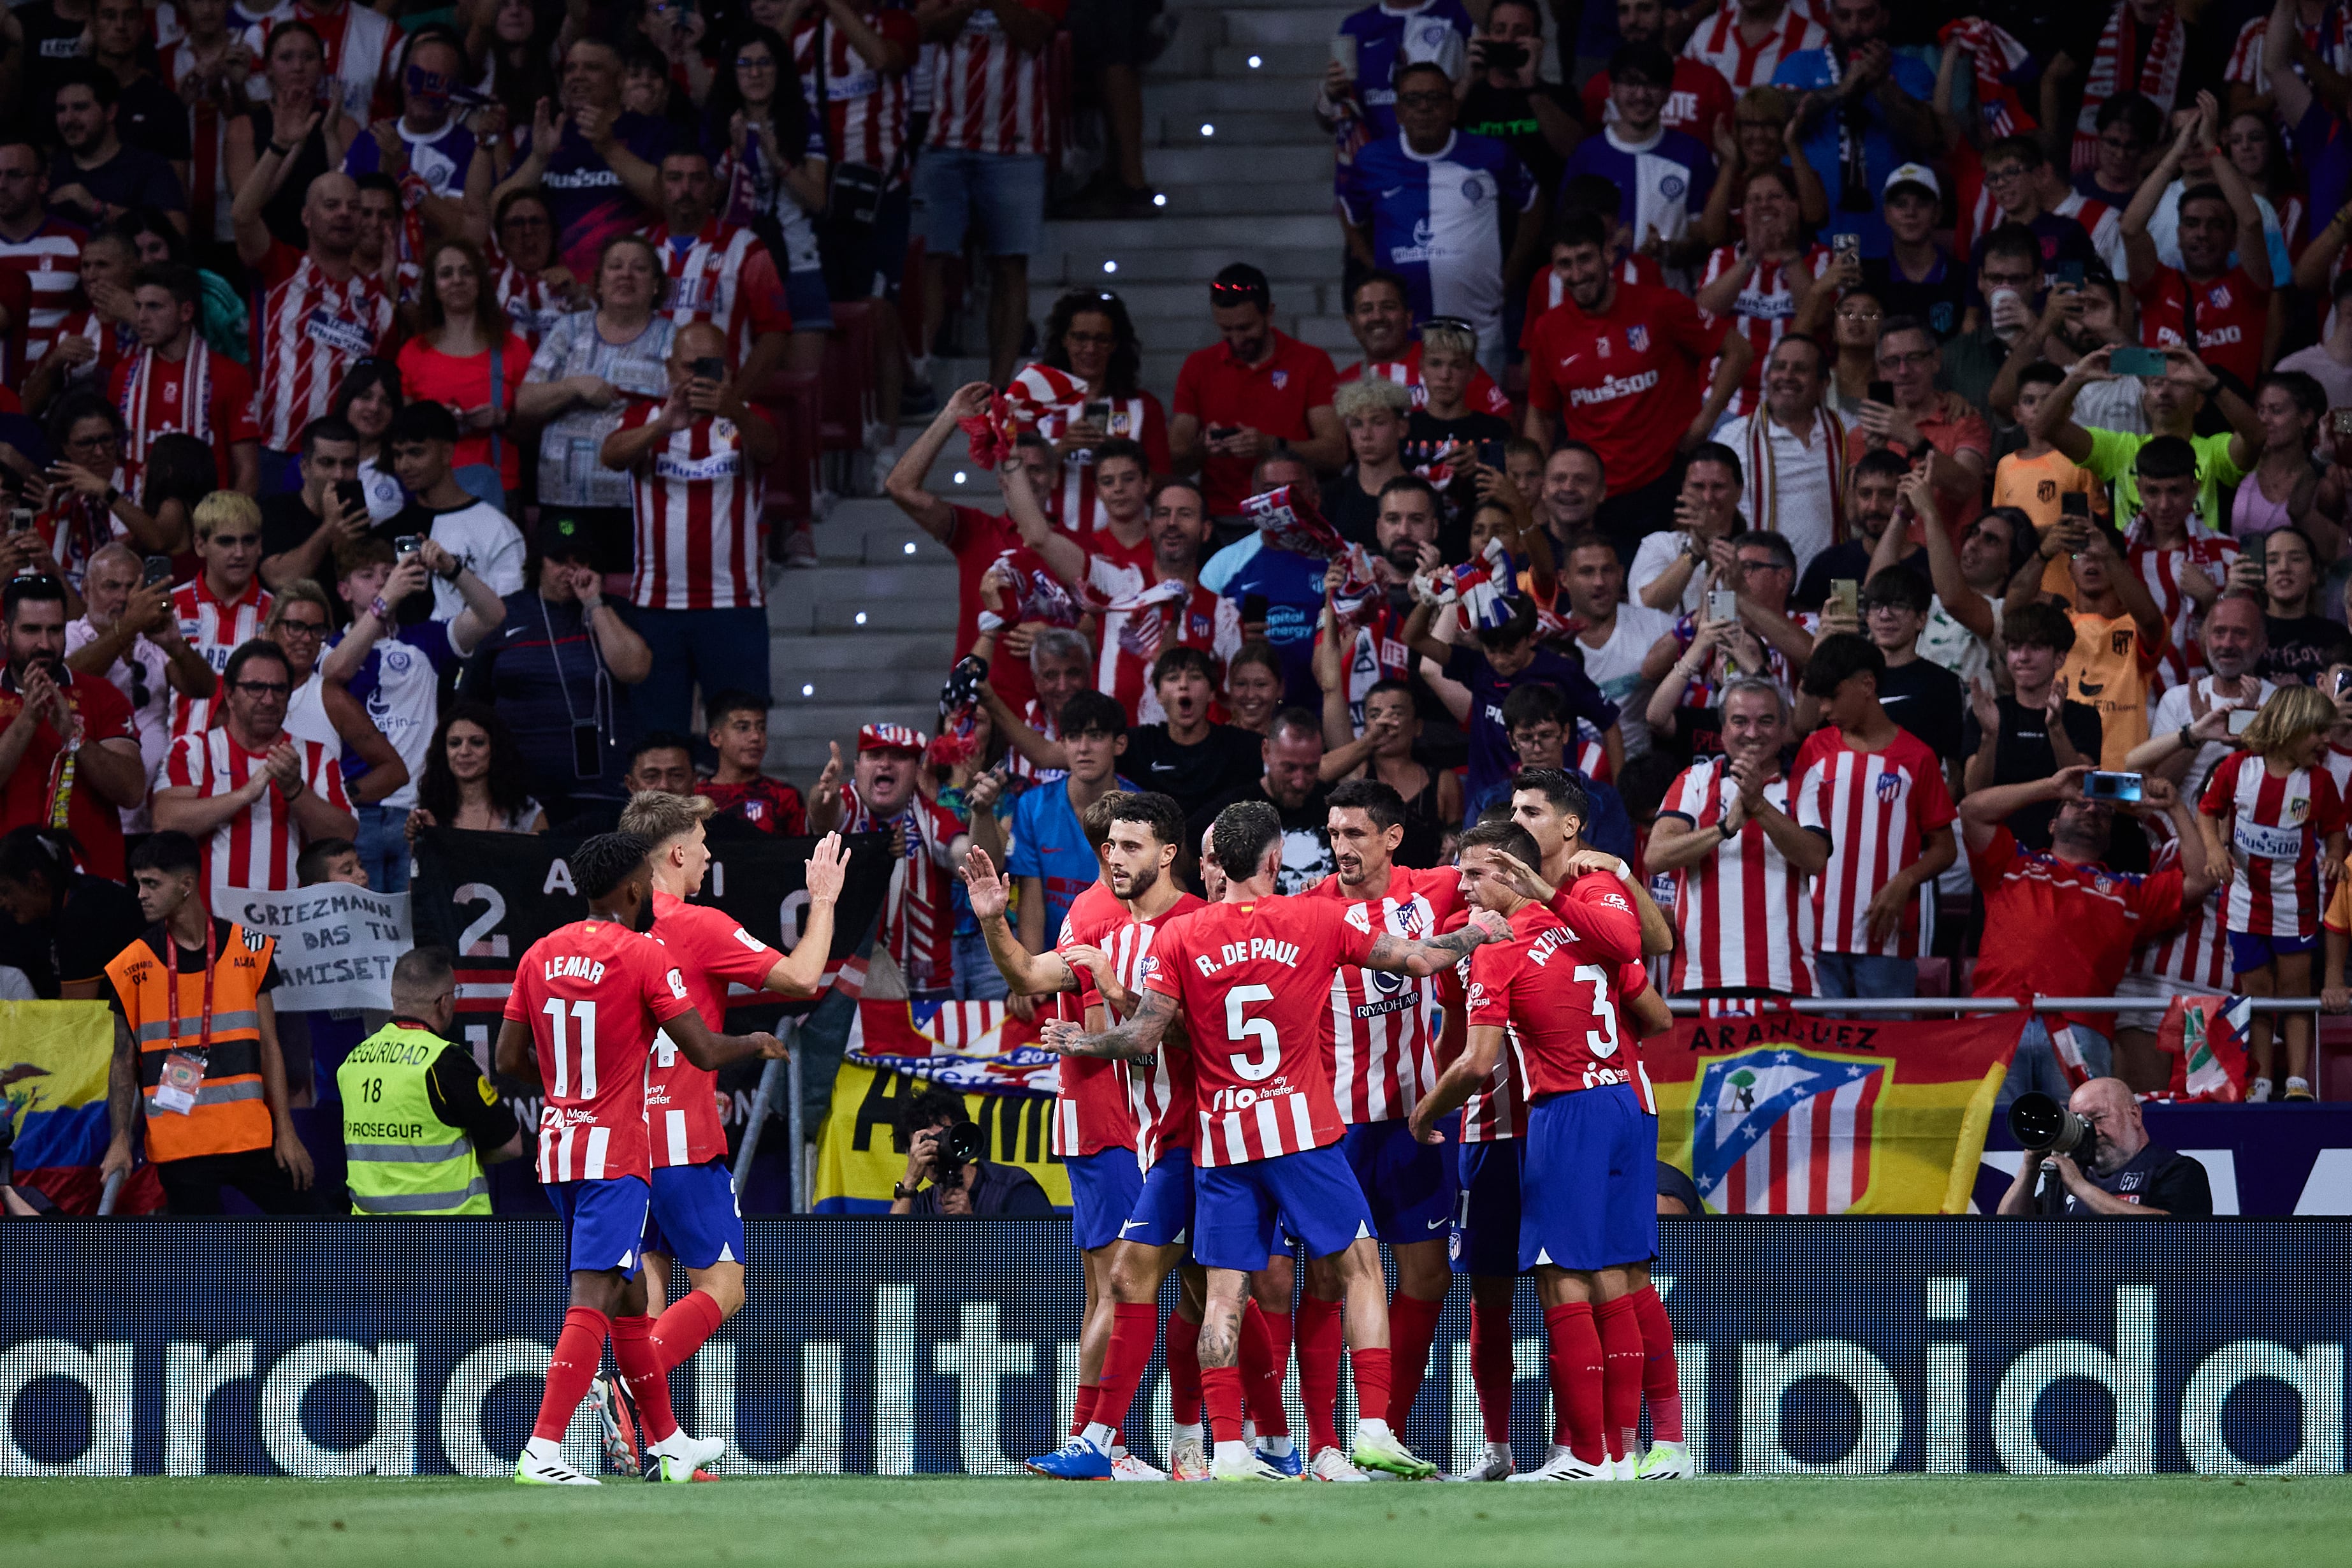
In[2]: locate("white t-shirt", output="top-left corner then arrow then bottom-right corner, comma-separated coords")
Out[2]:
423,500 -> 527,620
1576,602 -> 1679,759
284,668 -> 338,751
1630,530 -> 1707,618
358,456 -> 404,523
2149,675 -> 2276,806
1917,595 -> 2001,691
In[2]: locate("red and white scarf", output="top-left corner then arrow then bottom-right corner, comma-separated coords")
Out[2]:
1938,18 -> 2036,138
2073,2 -> 2187,173
120,337 -> 214,475
1744,402 -> 1848,542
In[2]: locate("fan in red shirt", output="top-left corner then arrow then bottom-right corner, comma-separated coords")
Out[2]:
695,690 -> 806,836
493,831 -> 787,1487
1522,211 -> 1751,546
1409,818 -> 1648,1483
112,264 -> 261,496
0,576 -> 147,882
1170,265 -> 1346,517
1036,797 -> 1506,1481
2120,98 -> 2276,392
610,792 -> 845,1471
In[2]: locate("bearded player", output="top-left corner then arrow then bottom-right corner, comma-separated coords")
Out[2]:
493,833 -> 788,1486
1288,778 -> 1463,1479
1411,820 -> 1650,1481
1039,800 -> 1509,1481
588,791 -> 849,1476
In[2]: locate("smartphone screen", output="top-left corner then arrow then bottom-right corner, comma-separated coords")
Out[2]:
2110,345 -> 2169,377
1866,381 -> 1894,406
1829,579 -> 1859,620
2060,492 -> 2089,519
2084,771 -> 2144,804
2228,707 -> 2259,735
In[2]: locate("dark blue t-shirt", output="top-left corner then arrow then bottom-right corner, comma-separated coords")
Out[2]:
1219,541 -> 1333,704
1442,642 -> 1620,817
530,111 -> 674,275
462,590 -> 639,802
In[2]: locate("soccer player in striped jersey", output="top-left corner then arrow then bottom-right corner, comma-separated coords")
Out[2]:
1039,800 -> 1507,1482
1290,779 -> 1463,1480
493,833 -> 787,1486
2200,686 -> 2347,1100
610,792 -> 847,1479
1411,820 -> 1647,1482
1645,678 -> 1829,1001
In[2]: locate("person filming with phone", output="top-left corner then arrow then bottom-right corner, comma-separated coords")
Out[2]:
1961,761 -> 2213,1107
1994,1077 -> 2214,1216
598,321 -> 777,740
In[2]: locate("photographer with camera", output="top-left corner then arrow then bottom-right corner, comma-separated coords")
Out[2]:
889,1085 -> 1053,1217
1996,1077 -> 2214,1217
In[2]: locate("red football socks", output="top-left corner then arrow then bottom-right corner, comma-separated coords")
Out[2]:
1349,1345 -> 1393,1434
1543,1301 -> 1604,1465
1469,1295 -> 1515,1444
1166,1311 -> 1203,1426
1386,1291 -> 1445,1429
534,1306 -> 610,1444
1238,1300 -> 1289,1436
1069,1382 -> 1099,1439
1089,1303 -> 1159,1435
1630,1284 -> 1683,1442
648,1288 -> 727,1374
610,1314 -> 678,1444
1595,1295 -> 1644,1463
1295,1293 -> 1346,1455
1202,1365 -> 1245,1447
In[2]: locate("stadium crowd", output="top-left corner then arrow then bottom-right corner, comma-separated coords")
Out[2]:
6,0 -> 2352,1216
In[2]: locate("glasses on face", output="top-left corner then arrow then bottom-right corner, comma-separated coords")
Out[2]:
1736,557 -> 1791,574
1395,90 -> 1451,108
235,679 -> 292,697
276,619 -> 328,639
736,54 -> 774,69
66,432 -> 121,452
1982,164 -> 2028,185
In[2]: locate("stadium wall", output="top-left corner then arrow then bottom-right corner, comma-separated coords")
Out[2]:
2,1219 -> 2345,1477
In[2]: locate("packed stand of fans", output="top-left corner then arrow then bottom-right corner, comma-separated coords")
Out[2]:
3,0 -> 2352,1155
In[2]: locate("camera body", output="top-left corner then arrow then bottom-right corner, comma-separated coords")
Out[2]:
932,1119 -> 985,1179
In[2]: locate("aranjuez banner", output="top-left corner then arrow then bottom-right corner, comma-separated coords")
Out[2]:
3,1220 -> 2344,1477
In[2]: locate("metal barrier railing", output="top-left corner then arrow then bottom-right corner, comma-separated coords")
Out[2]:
1664,996 -> 2327,1015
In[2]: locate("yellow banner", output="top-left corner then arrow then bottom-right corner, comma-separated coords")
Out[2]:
813,1061 -> 1073,1212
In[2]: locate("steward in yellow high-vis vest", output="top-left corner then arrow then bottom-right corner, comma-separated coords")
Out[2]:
99,832 -> 317,1214
339,946 -> 522,1214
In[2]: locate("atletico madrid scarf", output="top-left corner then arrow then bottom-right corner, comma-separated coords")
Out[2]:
2073,1 -> 2186,173
1744,403 -> 1849,543
120,337 -> 214,477
1938,17 -> 2036,139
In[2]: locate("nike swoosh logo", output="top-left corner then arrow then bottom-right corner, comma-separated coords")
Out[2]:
1119,1219 -> 1145,1235
1379,187 -> 1404,198
1426,1217 -> 1449,1230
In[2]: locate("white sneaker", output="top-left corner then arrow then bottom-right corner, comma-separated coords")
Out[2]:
1635,1439 -> 1693,1480
1442,1441 -> 1516,1481
2284,1076 -> 2316,1101
1506,1447 -> 1613,1482
514,1447 -> 600,1486
1169,1434 -> 1210,1481
1210,1446 -> 1296,1482
645,1428 -> 725,1483
1110,1448 -> 1166,1481
2249,1077 -> 2275,1103
1309,1445 -> 1371,1483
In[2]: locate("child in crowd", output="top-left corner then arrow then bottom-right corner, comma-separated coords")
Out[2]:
697,689 -> 808,836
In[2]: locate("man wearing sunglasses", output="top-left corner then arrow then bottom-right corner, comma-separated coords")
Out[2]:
342,29 -> 483,243
153,637 -> 356,905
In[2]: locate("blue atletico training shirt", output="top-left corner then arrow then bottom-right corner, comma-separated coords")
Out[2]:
1335,0 -> 1473,140
1556,123 -> 1715,252
1337,129 -> 1534,355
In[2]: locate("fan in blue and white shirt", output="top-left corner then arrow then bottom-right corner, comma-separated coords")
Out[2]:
1557,41 -> 1715,270
1323,0 -> 1474,142
1337,61 -> 1535,370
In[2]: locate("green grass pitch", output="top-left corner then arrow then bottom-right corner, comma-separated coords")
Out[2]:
3,1475 -> 2349,1567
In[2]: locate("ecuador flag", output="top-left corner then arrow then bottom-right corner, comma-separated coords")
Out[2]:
1650,1012 -> 2021,1214
2,1000 -> 161,1215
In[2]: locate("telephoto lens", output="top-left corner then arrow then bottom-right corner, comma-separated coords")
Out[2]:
2006,1091 -> 2094,1154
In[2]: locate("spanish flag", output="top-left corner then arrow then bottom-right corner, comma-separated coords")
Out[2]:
2,1001 -> 161,1215
1649,1013 -> 2021,1214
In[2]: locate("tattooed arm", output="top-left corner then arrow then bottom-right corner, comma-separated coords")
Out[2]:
1038,989 -> 1178,1060
1363,908 -> 1511,976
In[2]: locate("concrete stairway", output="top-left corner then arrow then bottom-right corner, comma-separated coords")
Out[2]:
762,0 -> 1349,783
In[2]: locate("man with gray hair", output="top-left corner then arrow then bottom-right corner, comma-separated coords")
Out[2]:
337,946 -> 523,1217
1643,674 -> 1829,1001
64,541 -> 215,831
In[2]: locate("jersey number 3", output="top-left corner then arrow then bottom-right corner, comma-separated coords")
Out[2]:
1224,984 -> 1280,1081
1574,966 -> 1620,1059
544,998 -> 600,1096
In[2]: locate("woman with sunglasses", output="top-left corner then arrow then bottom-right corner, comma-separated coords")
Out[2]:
405,701 -> 547,838
398,238 -> 530,506
707,24 -> 832,373
331,359 -> 408,523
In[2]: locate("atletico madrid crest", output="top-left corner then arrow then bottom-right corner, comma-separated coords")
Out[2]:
1691,1047 -> 1884,1212
1627,325 -> 1650,352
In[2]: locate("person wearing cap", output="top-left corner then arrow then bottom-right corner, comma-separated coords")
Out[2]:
461,515 -> 651,820
808,721 -> 969,999
1555,40 -> 1717,273
1771,0 -> 1938,255
1854,163 -> 1964,339
1170,265 -> 1346,521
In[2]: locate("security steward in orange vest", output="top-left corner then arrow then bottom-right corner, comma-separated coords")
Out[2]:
98,830 -> 318,1212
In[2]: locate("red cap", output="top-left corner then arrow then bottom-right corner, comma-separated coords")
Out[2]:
858,722 -> 927,754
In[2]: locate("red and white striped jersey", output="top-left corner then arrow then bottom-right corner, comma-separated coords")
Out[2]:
46,308 -> 136,398
1339,347 -> 1515,420
1451,941 -> 1523,1142
646,889 -> 783,1168
1301,862 -> 1467,1124
1071,887 -> 1211,1166
2051,191 -> 2126,275
163,725 -> 350,900
1027,390 -> 1172,532
1697,243 -> 1831,419
495,263 -> 579,350
2128,838 -> 2232,990
1660,757 -> 1823,994
1006,697 -> 1064,787
508,917 -> 695,1186
645,221 -> 795,368
2225,9 -> 2352,92
2126,519 -> 2237,690
0,218 -> 86,375
841,781 -> 965,993
279,0 -> 403,122
790,4 -> 920,179
251,240 -> 394,451
2325,743 -> 2352,803
1465,887 -> 1646,1099
1791,725 -> 1958,958
1050,879 -> 1136,1159
620,403 -> 767,611
925,0 -> 1066,157
1683,1 -> 1825,88
1139,893 -> 1377,1168
1081,551 -> 1242,725
2200,749 -> 2346,940
169,575 -> 273,737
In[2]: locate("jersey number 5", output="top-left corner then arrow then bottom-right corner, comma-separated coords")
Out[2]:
543,998 -> 600,1096
1224,984 -> 1281,1081
1573,965 -> 1620,1059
